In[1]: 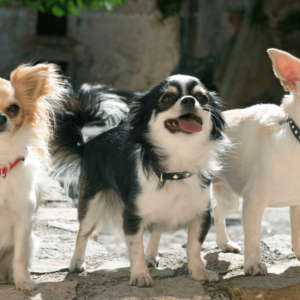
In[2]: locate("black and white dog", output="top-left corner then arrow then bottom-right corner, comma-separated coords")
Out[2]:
52,75 -> 227,286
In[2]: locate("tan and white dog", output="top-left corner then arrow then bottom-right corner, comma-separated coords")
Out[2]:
0,64 -> 65,291
213,48 -> 300,276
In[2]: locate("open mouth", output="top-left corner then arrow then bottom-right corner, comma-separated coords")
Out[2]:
165,113 -> 202,133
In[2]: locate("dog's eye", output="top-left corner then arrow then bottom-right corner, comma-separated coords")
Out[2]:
8,104 -> 19,113
196,93 -> 209,105
161,94 -> 175,104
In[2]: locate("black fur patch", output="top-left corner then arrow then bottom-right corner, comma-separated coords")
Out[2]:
199,209 -> 212,244
199,170 -> 213,189
204,92 -> 226,141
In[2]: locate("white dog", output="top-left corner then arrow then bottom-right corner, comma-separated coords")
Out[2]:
213,48 -> 300,275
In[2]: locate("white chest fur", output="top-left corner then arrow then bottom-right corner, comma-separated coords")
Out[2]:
137,168 -> 210,232
0,155 -> 38,251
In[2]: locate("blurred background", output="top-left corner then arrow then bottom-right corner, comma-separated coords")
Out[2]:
1,0 -> 299,251
1,0 -> 300,108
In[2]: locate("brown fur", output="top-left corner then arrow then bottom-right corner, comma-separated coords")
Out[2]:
0,63 -> 66,166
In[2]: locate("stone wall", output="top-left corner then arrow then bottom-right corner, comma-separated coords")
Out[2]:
0,0 -> 180,90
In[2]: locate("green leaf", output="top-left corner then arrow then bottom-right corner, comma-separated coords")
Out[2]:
38,3 -> 46,13
52,5 -> 65,17
91,0 -> 99,10
68,0 -> 81,15
77,0 -> 89,10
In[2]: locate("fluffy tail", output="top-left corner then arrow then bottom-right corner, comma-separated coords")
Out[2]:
51,82 -> 130,189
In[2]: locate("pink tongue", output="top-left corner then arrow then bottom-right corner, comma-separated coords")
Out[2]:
177,118 -> 202,133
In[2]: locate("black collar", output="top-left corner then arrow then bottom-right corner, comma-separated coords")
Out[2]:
153,169 -> 195,182
279,114 -> 300,141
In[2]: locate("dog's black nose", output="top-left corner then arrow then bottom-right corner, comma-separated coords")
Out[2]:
181,97 -> 195,108
0,114 -> 7,126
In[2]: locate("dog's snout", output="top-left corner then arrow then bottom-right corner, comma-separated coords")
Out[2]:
0,114 -> 7,126
181,97 -> 195,108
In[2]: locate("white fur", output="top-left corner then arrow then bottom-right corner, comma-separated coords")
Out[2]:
81,94 -> 129,142
0,126 -> 43,291
213,50 -> 300,275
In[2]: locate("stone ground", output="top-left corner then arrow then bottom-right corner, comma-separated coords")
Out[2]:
0,194 -> 298,300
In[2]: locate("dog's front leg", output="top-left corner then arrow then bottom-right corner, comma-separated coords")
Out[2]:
187,214 -> 218,282
13,218 -> 35,291
243,196 -> 267,276
290,205 -> 300,260
124,212 -> 152,287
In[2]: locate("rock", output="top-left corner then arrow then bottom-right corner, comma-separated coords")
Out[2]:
89,259 -> 130,273
263,235 -> 295,258
24,202 -> 300,299
0,281 -> 78,300
220,264 -> 300,300
37,208 -> 77,222
203,251 -> 244,275
30,259 -> 69,274
35,231 -> 107,261
94,277 -> 211,300
47,221 -> 79,232
39,175 -> 74,208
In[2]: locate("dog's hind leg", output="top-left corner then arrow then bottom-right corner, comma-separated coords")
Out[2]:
213,177 -> 241,253
69,191 -> 101,273
187,213 -> 218,282
290,205 -> 300,261
145,232 -> 161,268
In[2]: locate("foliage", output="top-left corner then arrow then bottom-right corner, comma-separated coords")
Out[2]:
0,0 -> 124,17
0,0 -> 183,18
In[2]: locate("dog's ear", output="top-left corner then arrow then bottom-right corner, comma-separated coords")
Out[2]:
10,63 -> 64,104
267,48 -> 300,92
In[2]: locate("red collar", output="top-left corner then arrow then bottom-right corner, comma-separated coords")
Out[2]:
0,158 -> 23,178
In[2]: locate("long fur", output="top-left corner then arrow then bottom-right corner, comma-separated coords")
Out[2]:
0,63 -> 66,291
52,75 -> 227,286
51,82 -> 130,188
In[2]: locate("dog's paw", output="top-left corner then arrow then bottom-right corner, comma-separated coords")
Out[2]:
189,267 -> 219,283
244,262 -> 267,276
217,241 -> 241,253
130,272 -> 153,287
15,277 -> 36,291
69,260 -> 86,273
145,255 -> 159,268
